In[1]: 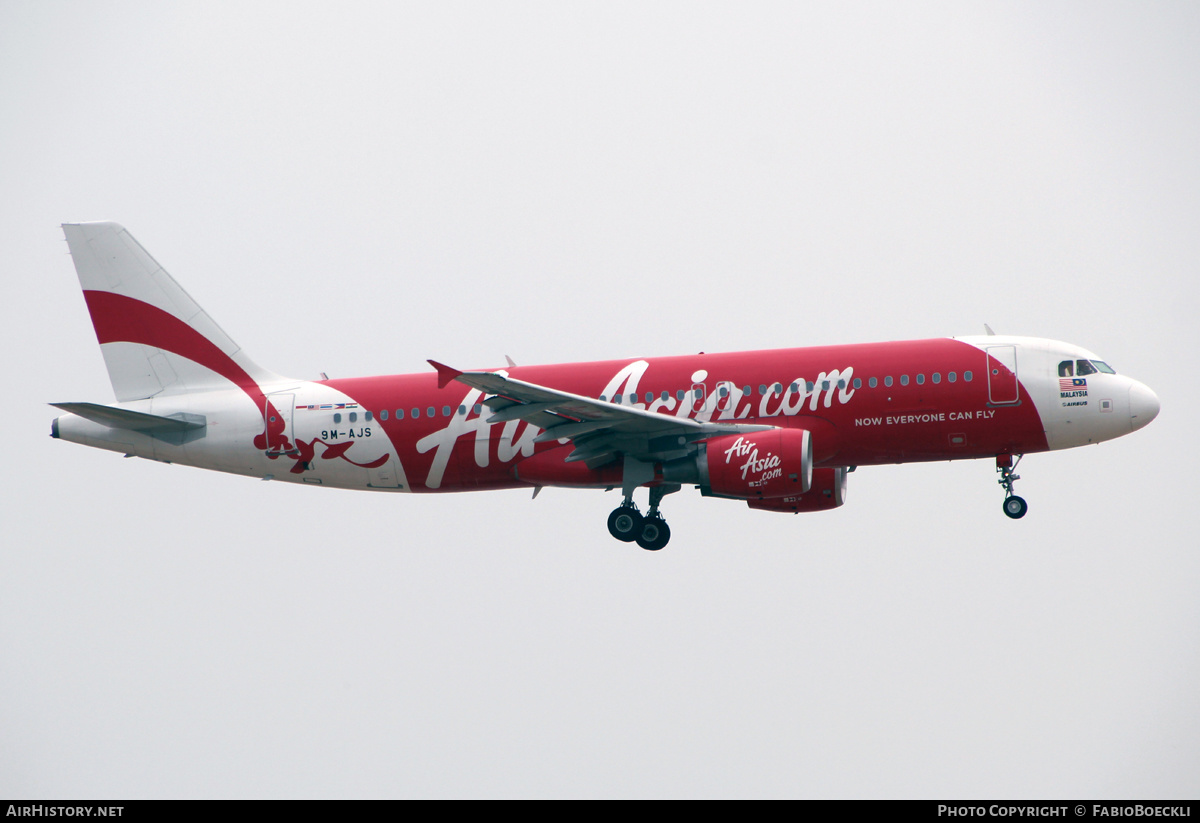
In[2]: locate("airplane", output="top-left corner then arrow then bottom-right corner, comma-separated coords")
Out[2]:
50,222 -> 1160,550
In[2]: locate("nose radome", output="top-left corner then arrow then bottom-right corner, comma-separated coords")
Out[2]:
1128,382 -> 1160,431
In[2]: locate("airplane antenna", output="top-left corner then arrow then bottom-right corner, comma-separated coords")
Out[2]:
505,355 -> 517,367
984,324 -> 996,336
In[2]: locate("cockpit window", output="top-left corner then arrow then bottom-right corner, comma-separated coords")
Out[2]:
1063,358 -> 1115,377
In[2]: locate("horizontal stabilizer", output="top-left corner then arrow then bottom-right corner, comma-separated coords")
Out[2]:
50,402 -> 206,434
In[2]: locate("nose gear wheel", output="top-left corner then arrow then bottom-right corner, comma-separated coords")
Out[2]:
996,454 -> 1027,519
1003,495 -> 1028,519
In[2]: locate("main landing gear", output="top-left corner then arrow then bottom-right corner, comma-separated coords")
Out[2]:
996,454 -> 1028,519
607,484 -> 675,551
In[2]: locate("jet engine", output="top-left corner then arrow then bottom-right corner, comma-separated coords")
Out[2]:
664,428 -> 812,500
745,467 -> 848,513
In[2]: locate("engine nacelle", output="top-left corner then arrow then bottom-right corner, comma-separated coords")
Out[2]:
746,467 -> 848,513
698,429 -> 812,500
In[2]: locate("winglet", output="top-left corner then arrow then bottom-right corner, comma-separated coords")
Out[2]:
428,360 -> 464,389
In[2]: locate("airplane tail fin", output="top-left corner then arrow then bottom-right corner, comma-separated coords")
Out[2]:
62,222 -> 285,402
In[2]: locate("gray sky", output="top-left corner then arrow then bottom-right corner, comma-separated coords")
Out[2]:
2,1 -> 1197,798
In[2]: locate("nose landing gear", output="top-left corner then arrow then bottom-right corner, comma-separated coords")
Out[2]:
996,454 -> 1027,519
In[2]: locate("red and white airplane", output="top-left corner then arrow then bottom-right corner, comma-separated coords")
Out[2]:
51,222 -> 1160,550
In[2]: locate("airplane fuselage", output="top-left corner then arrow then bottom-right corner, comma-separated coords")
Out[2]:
54,335 -> 1157,494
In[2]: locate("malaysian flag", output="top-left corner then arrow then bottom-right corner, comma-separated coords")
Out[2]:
1059,378 -> 1087,391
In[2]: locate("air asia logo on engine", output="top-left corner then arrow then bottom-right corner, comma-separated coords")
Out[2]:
1060,377 -> 1088,407
723,436 -> 783,486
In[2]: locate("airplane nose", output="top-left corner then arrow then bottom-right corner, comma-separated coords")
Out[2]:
1128,381 -> 1160,432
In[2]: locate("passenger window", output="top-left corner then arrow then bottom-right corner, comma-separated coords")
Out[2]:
742,386 -> 751,396
789,382 -> 799,394
718,386 -> 729,398
1076,360 -> 1098,376
932,373 -> 941,384
916,374 -> 925,385
365,411 -> 373,422
964,371 -> 973,382
458,405 -> 466,416
868,377 -> 877,388
1058,360 -> 1074,377
442,406 -> 451,417
853,378 -> 862,389
663,390 -> 671,401
380,410 -> 387,421
333,413 -> 342,424
473,404 -> 482,414
884,376 -> 893,387
948,372 -> 957,383
806,381 -> 815,392
900,375 -> 909,386
759,384 -> 767,396
774,383 -> 783,396
412,408 -> 419,419
614,394 -> 623,403
646,392 -> 654,403
427,406 -> 435,417
396,409 -> 404,420
677,390 -> 686,401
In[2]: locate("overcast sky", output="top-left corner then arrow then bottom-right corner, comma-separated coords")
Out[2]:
2,1 -> 1197,798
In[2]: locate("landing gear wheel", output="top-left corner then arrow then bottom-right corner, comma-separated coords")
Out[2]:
636,516 -> 671,551
1003,495 -> 1028,519
996,455 -> 1028,520
607,506 -> 644,542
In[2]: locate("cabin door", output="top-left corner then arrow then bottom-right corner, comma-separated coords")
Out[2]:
264,392 -> 297,456
985,346 -> 1020,405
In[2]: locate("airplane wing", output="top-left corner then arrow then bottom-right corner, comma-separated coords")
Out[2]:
428,360 -> 772,468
